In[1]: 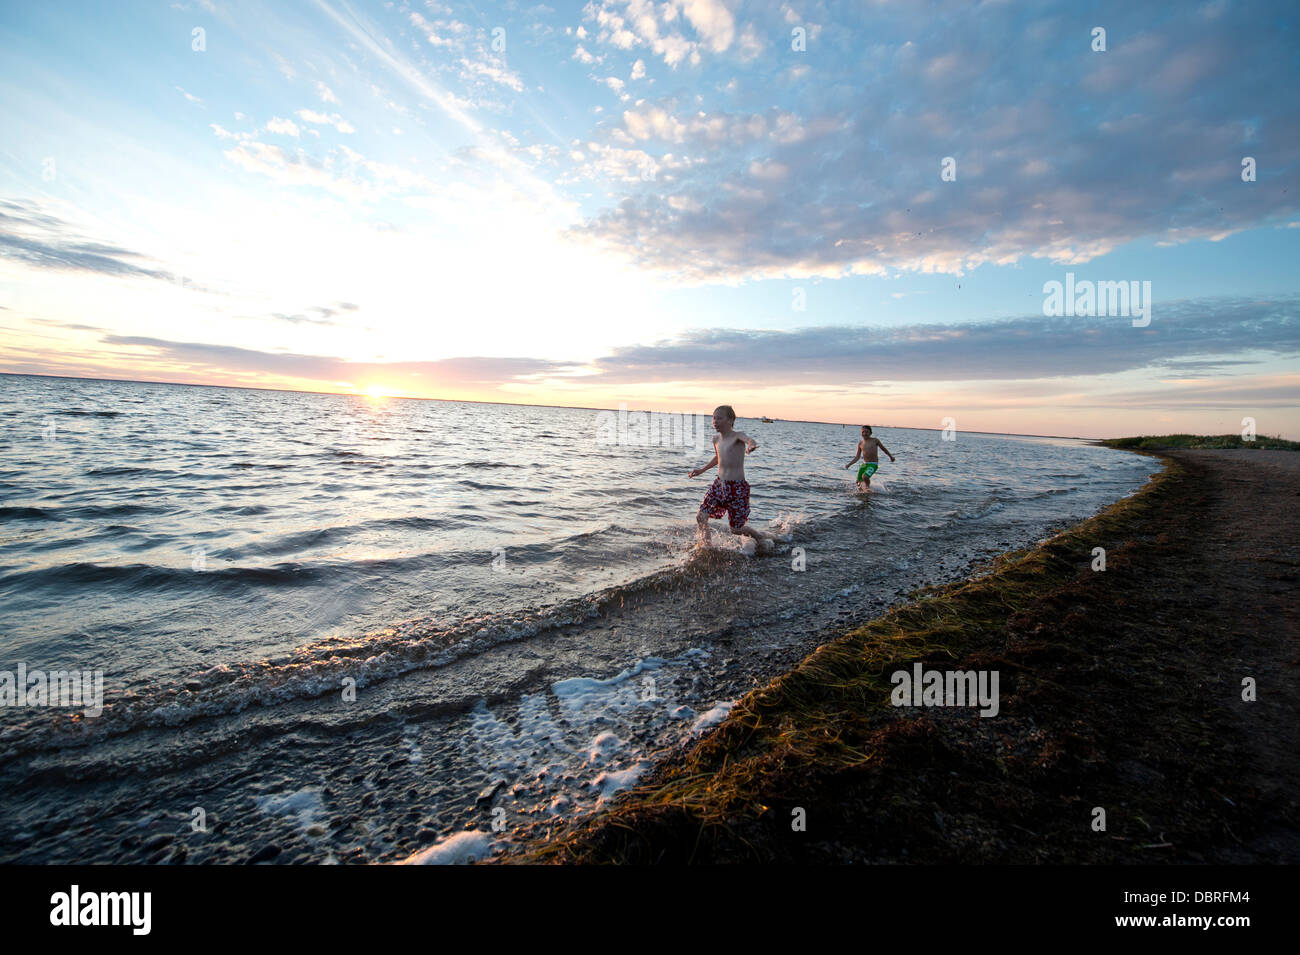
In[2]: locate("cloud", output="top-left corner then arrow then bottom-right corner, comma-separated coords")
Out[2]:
268,302 -> 360,326
0,199 -> 175,282
587,296 -> 1300,385
220,138 -> 431,202
295,109 -> 355,133
97,335 -> 578,386
678,0 -> 736,52
614,102 -> 808,147
567,2 -> 1300,283
58,295 -> 1297,398
266,116 -> 300,137
458,57 -> 525,93
410,10 -> 458,48
1090,374 -> 1300,410
30,318 -> 108,332
583,0 -> 742,68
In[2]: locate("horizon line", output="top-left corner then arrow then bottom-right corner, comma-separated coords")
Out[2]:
0,370 -> 1099,440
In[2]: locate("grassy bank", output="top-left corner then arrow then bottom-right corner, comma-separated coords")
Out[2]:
1100,433 -> 1299,451
501,450 -> 1276,863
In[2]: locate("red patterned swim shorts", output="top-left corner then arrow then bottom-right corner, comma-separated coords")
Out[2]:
699,478 -> 751,529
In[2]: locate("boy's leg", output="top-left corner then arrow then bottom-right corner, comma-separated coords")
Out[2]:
857,462 -> 875,490
724,482 -> 768,542
697,479 -> 726,545
729,523 -> 770,541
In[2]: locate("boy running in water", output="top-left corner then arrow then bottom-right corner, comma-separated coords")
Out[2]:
844,425 -> 895,491
688,405 -> 774,550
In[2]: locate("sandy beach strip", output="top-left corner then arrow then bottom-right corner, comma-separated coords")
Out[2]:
495,449 -> 1300,864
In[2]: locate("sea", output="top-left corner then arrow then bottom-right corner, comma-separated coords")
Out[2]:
0,374 -> 1158,863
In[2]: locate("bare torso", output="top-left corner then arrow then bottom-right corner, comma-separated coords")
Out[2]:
716,430 -> 750,481
859,438 -> 881,462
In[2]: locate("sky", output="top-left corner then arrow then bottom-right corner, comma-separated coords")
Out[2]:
0,0 -> 1297,438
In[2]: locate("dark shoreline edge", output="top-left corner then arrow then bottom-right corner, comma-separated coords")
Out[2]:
490,449 -> 1296,864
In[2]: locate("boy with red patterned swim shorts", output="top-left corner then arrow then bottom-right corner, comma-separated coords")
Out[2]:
687,405 -> 774,550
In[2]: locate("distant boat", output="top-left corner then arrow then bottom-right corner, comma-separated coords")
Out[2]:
761,416 -> 774,423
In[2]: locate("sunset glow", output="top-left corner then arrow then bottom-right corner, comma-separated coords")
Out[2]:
1,1 -> 1296,437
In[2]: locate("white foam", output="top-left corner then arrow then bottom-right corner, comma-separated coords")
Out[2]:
593,759 -> 652,804
690,701 -> 736,736
552,656 -> 664,701
432,648 -> 718,857
467,692 -> 576,774
255,788 -> 324,834
399,829 -> 495,865
586,731 -> 622,763
403,726 -> 423,763
766,509 -> 811,539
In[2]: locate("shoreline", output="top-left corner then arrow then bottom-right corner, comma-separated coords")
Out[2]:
491,449 -> 1300,864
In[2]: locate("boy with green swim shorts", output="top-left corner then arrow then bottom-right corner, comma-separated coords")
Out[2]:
844,425 -> 895,491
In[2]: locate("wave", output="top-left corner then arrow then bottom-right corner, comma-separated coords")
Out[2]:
455,479 -> 514,491
1025,487 -> 1073,500
1,519 -> 642,594
221,515 -> 464,558
0,506 -> 59,521
210,504 -> 270,516
0,560 -> 722,759
72,503 -> 168,520
84,466 -> 182,479
0,502 -> 168,522
0,560 -> 330,593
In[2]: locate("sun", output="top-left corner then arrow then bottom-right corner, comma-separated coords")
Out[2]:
361,383 -> 402,398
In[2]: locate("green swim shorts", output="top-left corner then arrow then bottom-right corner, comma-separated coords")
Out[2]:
857,461 -> 879,481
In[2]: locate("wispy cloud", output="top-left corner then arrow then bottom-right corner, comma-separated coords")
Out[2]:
588,297 -> 1300,384
294,109 -> 354,133
0,200 -> 176,282
17,296 -> 1287,395
268,302 -> 360,326
98,335 -> 577,386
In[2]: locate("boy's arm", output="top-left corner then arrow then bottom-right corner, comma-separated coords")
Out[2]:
689,436 -> 719,477
688,453 -> 718,478
739,431 -> 758,453
877,439 -> 895,461
844,440 -> 863,468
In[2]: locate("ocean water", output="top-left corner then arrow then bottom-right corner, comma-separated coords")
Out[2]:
0,374 -> 1158,863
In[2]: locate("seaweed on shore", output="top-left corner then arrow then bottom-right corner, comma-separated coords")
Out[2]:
498,451 -> 1286,864
1101,433 -> 1299,451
